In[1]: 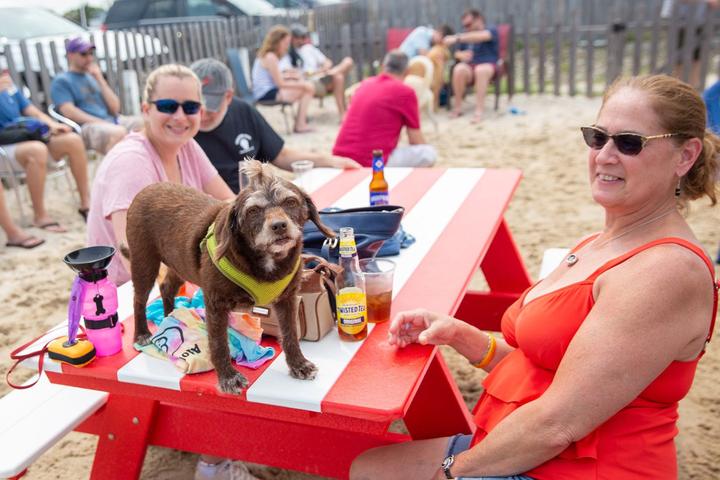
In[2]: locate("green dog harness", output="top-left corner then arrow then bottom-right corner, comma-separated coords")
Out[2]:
201,223 -> 300,306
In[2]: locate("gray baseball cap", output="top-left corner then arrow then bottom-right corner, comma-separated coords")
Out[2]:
190,58 -> 234,112
290,23 -> 309,38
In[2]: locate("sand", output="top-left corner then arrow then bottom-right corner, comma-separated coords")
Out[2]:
1,94 -> 718,479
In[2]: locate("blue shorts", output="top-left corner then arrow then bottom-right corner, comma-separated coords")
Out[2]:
257,87 -> 279,102
446,434 -> 535,480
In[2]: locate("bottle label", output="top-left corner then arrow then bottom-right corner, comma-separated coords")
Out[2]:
372,157 -> 384,171
339,236 -> 357,257
337,288 -> 367,334
369,191 -> 389,206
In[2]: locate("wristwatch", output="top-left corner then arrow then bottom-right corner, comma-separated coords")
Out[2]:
441,454 -> 455,479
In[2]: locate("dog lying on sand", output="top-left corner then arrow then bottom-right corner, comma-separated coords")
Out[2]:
123,160 -> 334,394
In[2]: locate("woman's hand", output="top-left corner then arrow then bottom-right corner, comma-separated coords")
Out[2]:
388,309 -> 458,348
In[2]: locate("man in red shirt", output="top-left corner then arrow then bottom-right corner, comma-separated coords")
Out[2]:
332,50 -> 437,167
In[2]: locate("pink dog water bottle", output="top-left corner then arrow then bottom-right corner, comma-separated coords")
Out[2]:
64,246 -> 122,357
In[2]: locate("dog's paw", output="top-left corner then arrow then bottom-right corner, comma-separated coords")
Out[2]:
133,332 -> 153,347
289,359 -> 318,380
217,372 -> 249,394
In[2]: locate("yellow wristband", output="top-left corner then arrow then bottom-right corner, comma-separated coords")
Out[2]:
472,333 -> 496,369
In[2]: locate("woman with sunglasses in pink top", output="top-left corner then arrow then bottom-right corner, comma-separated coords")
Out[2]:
351,74 -> 719,480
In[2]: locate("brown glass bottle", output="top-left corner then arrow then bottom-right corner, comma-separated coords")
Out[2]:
369,149 -> 389,206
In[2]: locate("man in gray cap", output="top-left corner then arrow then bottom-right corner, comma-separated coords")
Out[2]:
287,24 -> 354,117
191,58 -> 359,193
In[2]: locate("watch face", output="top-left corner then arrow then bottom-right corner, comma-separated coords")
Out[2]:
442,454 -> 454,469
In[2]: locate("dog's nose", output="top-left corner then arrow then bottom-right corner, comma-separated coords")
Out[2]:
271,220 -> 287,233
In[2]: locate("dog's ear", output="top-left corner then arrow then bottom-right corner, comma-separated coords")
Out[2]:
302,190 -> 335,238
215,201 -> 240,259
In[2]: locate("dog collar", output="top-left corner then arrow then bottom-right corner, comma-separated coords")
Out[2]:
201,223 -> 301,306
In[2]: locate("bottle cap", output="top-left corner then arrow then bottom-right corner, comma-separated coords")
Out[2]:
372,149 -> 383,157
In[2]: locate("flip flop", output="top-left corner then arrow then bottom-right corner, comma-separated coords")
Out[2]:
448,111 -> 463,119
6,235 -> 45,249
34,221 -> 68,233
78,208 -> 89,223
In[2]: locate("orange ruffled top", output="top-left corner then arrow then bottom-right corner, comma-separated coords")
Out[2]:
470,238 -> 717,480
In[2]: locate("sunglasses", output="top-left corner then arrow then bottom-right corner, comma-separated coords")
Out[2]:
150,99 -> 202,115
79,50 -> 95,57
580,126 -> 679,156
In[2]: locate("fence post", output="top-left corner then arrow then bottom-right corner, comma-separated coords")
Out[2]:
568,8 -> 578,97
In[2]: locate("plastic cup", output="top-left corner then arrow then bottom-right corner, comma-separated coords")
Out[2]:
291,160 -> 314,189
359,258 -> 395,323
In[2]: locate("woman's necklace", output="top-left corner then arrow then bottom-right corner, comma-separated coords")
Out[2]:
565,208 -> 676,267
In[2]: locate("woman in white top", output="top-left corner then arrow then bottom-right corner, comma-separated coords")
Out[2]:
252,25 -> 315,133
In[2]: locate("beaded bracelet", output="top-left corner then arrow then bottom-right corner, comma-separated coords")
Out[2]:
472,333 -> 497,369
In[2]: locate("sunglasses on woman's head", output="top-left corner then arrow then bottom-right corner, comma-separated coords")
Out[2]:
580,126 -> 679,156
150,99 -> 202,115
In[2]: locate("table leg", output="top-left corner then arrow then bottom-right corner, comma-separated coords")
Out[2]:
90,394 -> 157,480
404,352 -> 475,439
456,218 -> 532,331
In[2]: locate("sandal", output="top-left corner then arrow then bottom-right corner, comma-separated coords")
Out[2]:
78,208 -> 89,223
6,235 -> 45,249
34,221 -> 68,233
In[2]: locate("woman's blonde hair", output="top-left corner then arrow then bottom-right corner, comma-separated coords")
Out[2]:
257,25 -> 290,58
142,64 -> 202,104
604,75 -> 719,205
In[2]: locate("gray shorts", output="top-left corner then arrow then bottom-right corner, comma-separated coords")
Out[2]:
81,115 -> 142,153
0,143 -> 55,175
445,434 -> 535,480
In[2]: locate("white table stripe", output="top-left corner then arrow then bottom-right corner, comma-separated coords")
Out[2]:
294,167 -> 343,193
246,168 -> 485,412
331,167 -> 412,208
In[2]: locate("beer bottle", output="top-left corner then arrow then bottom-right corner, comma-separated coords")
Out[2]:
369,149 -> 389,206
336,227 -> 368,341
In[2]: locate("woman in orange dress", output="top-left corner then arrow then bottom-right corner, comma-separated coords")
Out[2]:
350,74 -> 719,480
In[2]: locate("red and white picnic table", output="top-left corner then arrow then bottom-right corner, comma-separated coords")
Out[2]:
23,167 -> 532,479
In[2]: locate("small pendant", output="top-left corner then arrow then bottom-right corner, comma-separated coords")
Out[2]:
565,253 -> 578,266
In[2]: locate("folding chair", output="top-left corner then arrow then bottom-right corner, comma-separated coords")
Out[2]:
48,103 -> 103,178
493,23 -> 514,111
226,47 -> 294,135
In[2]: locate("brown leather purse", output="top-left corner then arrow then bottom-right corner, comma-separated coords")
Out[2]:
245,255 -> 342,342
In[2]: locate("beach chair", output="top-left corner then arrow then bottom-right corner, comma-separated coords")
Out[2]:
447,23 -> 514,112
493,23 -> 514,111
386,28 -> 413,51
226,47 -> 293,135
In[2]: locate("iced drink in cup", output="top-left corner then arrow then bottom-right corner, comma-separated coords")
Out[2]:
291,160 -> 314,190
359,258 -> 395,323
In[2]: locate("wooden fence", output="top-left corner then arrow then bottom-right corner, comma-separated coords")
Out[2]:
2,0 -> 719,113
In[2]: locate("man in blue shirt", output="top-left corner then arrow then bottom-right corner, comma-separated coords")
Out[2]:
445,9 -> 499,122
51,38 -> 140,154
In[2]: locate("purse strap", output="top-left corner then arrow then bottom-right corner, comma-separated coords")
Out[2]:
6,326 -> 88,390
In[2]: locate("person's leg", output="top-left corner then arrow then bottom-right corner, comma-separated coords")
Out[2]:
46,132 -> 91,211
82,122 -> 129,155
328,56 -> 354,77
350,436 -> 450,480
0,183 -> 43,247
472,63 -> 496,122
11,141 -> 61,229
451,63 -> 473,117
330,72 -> 347,117
291,82 -> 315,133
386,145 -> 437,168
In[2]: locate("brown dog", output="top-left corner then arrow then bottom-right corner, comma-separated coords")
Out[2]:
124,160 -> 334,394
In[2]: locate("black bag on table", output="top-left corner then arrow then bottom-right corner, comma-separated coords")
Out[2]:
302,205 -> 404,262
